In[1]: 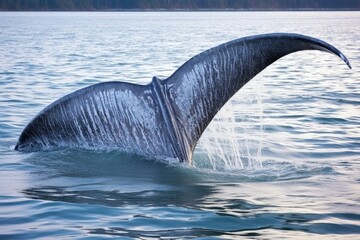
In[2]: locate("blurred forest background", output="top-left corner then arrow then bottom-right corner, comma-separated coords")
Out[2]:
1,0 -> 359,11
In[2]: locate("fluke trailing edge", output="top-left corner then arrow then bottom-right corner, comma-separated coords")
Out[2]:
15,33 -> 351,163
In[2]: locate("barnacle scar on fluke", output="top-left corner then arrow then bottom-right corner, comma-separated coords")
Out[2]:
15,33 -> 351,164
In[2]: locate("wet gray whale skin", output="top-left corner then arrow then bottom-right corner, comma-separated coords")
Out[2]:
15,33 -> 351,164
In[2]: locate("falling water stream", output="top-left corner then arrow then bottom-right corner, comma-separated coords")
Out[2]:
195,76 -> 265,170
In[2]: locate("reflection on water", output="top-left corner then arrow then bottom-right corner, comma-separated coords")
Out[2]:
22,151 -> 213,208
14,149 -> 358,238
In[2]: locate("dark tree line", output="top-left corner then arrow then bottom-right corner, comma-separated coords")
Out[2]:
1,0 -> 359,10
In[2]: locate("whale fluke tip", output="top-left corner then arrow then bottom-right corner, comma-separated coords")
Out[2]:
340,52 -> 352,69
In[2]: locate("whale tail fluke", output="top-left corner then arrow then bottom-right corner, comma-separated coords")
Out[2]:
15,33 -> 351,163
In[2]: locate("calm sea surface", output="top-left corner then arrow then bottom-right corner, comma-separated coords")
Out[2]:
0,12 -> 359,239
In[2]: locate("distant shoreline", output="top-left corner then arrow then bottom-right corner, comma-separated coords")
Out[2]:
2,0 -> 359,12
1,9 -> 359,12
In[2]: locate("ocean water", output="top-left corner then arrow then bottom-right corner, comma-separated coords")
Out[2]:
0,11 -> 359,239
